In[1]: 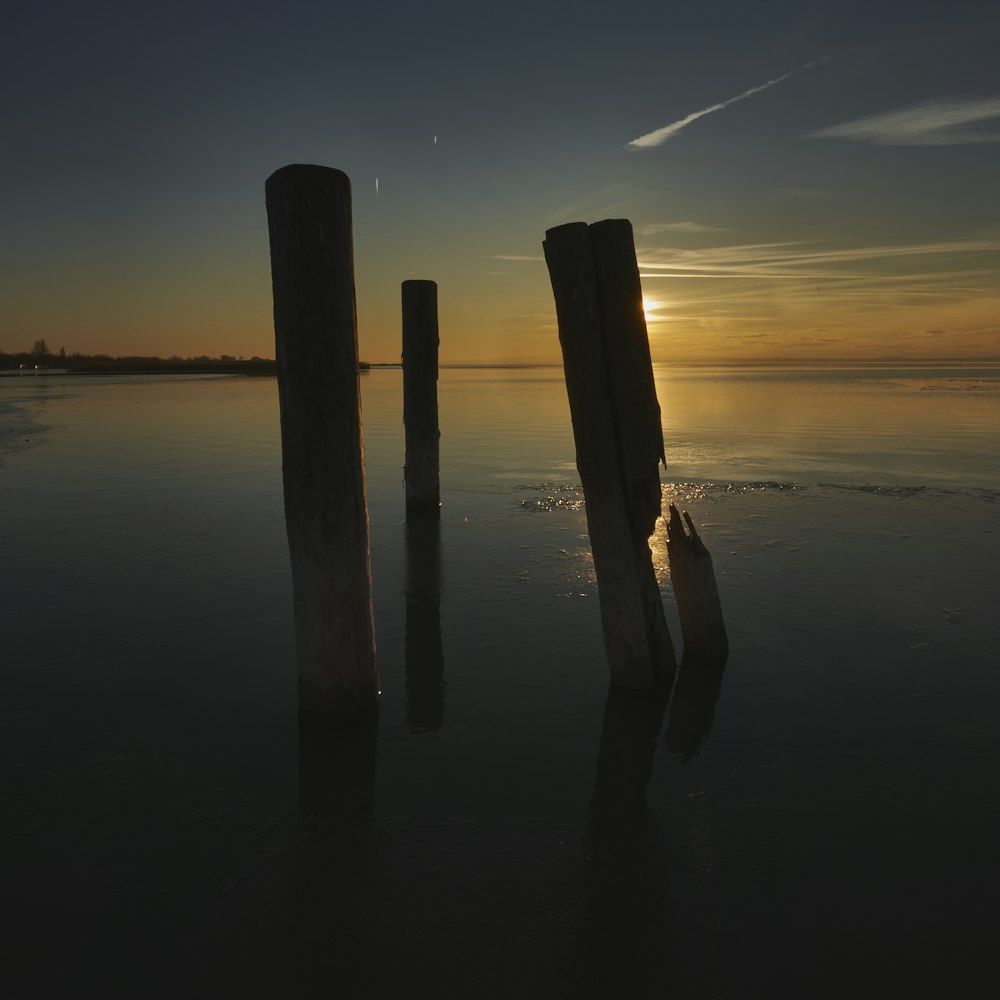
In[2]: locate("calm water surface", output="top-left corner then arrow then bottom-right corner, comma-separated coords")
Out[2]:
3,366 -> 998,997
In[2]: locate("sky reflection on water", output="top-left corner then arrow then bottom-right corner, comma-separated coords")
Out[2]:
2,367 -> 998,996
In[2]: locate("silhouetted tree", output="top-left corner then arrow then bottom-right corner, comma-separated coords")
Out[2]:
31,339 -> 49,360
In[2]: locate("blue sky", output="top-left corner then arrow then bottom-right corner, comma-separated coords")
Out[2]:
3,1 -> 999,363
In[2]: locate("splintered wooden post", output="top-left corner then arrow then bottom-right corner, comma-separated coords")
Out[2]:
265,163 -> 379,717
543,219 -> 676,688
401,279 -> 440,516
666,504 -> 729,657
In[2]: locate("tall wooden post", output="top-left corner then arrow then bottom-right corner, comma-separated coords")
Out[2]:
402,279 -> 440,516
265,163 -> 379,717
543,219 -> 676,688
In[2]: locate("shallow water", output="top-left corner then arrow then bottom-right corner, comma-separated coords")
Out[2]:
3,366 -> 998,997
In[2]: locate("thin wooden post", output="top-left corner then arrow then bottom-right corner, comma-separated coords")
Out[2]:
265,163 -> 379,717
402,279 -> 440,516
666,504 -> 729,657
543,219 -> 676,688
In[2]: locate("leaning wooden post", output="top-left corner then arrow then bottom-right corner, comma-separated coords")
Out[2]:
666,504 -> 729,657
543,219 -> 676,688
401,280 -> 440,516
265,163 -> 379,717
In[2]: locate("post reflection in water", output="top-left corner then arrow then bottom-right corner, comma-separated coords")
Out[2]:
297,707 -> 379,834
290,710 -> 380,997
664,654 -> 729,762
404,515 -> 446,732
586,679 -> 673,995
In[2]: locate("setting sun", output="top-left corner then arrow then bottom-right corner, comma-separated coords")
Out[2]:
642,296 -> 661,325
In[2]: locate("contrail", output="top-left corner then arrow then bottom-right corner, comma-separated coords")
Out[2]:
375,176 -> 380,197
629,59 -> 827,149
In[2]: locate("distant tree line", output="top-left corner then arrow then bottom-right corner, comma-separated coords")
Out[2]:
1,341 -> 369,374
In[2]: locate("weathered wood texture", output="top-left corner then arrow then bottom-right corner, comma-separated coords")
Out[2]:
401,279 -> 440,515
666,504 -> 729,657
543,219 -> 676,688
265,163 -> 379,716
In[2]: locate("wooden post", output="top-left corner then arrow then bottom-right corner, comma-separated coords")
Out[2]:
402,279 -> 440,516
265,163 -> 379,717
666,504 -> 729,657
543,220 -> 676,688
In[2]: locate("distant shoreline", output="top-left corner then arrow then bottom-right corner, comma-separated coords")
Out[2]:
3,358 -> 998,377
0,359 -> 374,376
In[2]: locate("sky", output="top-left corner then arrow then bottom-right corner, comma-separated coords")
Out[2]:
3,0 -> 999,365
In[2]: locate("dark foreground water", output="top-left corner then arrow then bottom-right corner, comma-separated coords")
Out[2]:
3,367 -> 998,998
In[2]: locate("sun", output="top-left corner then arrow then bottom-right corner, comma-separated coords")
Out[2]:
642,297 -> 660,325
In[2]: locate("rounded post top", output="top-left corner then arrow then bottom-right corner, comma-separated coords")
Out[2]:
402,279 -> 438,290
266,163 -> 351,194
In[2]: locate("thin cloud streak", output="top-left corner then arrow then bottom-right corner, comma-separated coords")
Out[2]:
637,239 -> 1000,278
811,96 -> 1000,146
636,238 -> 1000,330
636,221 -> 726,235
629,59 -> 827,149
491,254 -> 544,262
543,187 -> 639,225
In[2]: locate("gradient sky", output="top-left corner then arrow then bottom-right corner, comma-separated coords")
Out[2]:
3,1 -> 999,364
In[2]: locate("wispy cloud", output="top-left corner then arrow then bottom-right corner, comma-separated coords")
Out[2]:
628,59 -> 827,149
491,254 -> 544,262
634,233 -> 1000,359
637,239 -> 1000,279
811,96 -> 1000,145
636,221 -> 726,235
543,184 -> 640,225
635,238 -> 1000,331
779,188 -> 841,201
